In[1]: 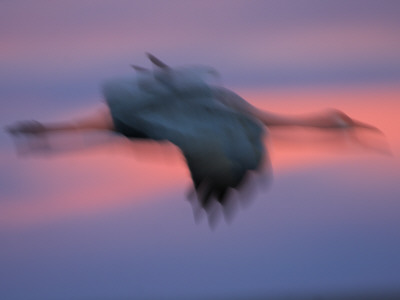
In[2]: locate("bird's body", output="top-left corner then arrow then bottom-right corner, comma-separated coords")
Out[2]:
102,63 -> 265,205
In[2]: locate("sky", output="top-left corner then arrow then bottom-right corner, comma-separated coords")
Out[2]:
1,1 -> 400,299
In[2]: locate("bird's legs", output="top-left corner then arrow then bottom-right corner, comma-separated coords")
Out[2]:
6,107 -> 115,136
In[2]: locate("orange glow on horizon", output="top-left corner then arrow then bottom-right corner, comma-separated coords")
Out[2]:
2,84 -> 399,227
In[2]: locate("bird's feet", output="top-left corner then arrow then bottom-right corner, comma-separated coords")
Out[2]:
6,120 -> 46,135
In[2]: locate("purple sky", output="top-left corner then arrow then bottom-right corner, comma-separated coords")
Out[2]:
1,1 -> 400,299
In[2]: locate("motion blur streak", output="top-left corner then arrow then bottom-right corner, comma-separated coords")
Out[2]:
1,1 -> 400,299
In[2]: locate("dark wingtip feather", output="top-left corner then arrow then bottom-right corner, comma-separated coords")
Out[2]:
146,52 -> 169,69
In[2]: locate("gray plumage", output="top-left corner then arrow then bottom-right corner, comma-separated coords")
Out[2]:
102,54 -> 265,207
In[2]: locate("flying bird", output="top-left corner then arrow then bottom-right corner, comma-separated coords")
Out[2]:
6,53 -> 382,224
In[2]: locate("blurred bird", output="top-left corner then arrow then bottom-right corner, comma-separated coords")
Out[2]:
6,53 -> 383,226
